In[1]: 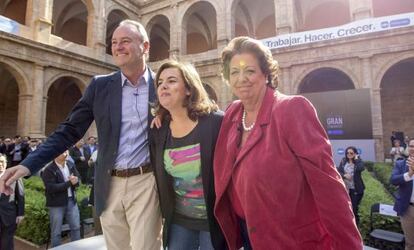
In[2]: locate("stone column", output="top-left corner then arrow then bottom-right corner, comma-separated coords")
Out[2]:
216,1 -> 229,52
275,0 -> 295,34
91,0 -> 107,58
349,0 -> 373,21
17,94 -> 32,136
29,64 -> 47,138
279,66 -> 292,94
371,88 -> 384,161
361,56 -> 373,88
28,0 -> 53,43
169,3 -> 181,58
360,55 -> 383,161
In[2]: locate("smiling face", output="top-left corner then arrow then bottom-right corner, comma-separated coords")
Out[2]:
157,67 -> 190,113
111,24 -> 149,71
229,53 -> 267,102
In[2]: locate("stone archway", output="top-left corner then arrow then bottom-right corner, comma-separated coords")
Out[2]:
45,77 -> 83,136
0,65 -> 19,137
0,0 -> 27,25
231,0 -> 276,39
182,1 -> 217,54
295,0 -> 350,31
298,67 -> 355,94
52,0 -> 88,45
147,15 -> 170,62
372,0 -> 414,18
380,58 -> 414,156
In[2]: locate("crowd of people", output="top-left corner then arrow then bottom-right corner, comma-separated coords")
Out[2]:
0,135 -> 99,249
0,18 -> 411,250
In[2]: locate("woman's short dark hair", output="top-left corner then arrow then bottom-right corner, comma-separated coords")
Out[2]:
221,36 -> 279,89
345,146 -> 358,163
153,60 -> 218,121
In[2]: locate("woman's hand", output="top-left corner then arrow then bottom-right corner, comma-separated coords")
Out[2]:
343,173 -> 352,180
150,115 -> 162,129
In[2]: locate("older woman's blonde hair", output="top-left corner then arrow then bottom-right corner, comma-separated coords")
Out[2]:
153,60 -> 218,121
221,36 -> 279,89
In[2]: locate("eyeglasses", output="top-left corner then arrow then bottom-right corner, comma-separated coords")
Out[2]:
346,152 -> 355,155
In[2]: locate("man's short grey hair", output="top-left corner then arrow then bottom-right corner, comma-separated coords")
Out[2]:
118,19 -> 149,43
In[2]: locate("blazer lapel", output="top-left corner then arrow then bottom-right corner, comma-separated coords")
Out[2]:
52,163 -> 64,182
147,69 -> 156,127
109,72 -> 122,143
198,115 -> 212,198
233,87 -> 275,167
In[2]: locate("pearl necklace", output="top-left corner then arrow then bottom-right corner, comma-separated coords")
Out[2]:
242,110 -> 255,131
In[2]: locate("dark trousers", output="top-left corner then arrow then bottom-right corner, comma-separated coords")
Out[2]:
0,221 -> 17,250
349,189 -> 363,226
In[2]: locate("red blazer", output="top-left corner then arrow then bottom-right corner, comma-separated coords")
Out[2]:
214,87 -> 362,250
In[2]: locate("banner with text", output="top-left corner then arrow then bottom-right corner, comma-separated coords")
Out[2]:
302,89 -> 373,140
0,15 -> 19,35
262,12 -> 414,49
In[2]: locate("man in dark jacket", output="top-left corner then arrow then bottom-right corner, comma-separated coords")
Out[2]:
69,139 -> 89,184
390,138 -> 414,249
41,151 -> 81,247
0,155 -> 24,250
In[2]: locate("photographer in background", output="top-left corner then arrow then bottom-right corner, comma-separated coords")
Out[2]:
337,146 -> 365,226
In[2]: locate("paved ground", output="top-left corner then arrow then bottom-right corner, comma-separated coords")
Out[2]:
15,229 -> 97,250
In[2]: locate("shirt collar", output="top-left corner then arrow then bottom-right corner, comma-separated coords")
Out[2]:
121,67 -> 149,87
55,160 -> 66,169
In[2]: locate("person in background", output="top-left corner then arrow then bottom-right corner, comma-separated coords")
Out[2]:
213,36 -> 362,249
1,138 -> 13,167
405,136 -> 411,150
9,136 -> 28,167
41,151 -> 81,247
0,137 -> 5,154
337,146 -> 365,226
150,61 -> 226,250
69,139 -> 89,184
84,136 -> 97,156
28,139 -> 39,154
0,154 -> 24,250
390,139 -> 407,162
390,138 -> 414,250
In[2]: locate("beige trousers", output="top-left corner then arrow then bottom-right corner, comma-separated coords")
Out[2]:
100,173 -> 162,250
401,205 -> 414,250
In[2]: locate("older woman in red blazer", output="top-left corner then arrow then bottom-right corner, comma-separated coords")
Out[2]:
213,36 -> 363,250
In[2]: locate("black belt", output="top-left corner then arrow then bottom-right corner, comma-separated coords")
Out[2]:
111,163 -> 152,177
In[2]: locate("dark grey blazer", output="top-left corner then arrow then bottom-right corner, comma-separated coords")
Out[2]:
21,70 -> 156,216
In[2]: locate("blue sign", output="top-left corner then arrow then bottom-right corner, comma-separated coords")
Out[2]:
390,18 -> 410,27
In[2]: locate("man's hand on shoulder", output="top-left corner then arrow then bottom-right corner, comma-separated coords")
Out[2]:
0,165 -> 30,195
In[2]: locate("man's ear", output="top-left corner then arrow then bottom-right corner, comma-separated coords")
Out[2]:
142,41 -> 150,54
